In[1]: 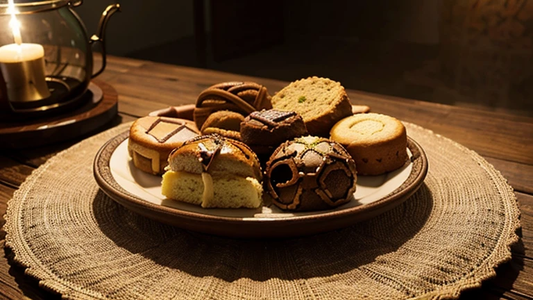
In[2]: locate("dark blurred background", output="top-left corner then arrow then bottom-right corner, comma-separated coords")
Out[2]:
76,0 -> 533,116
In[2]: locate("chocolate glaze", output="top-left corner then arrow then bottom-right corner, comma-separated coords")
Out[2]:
197,139 -> 222,172
146,117 -> 197,143
249,110 -> 297,127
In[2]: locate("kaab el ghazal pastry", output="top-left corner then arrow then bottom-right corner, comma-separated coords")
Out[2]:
330,113 -> 408,176
161,135 -> 263,208
194,81 -> 273,129
128,116 -> 199,175
265,136 -> 357,212
271,76 -> 353,137
200,110 -> 244,141
240,109 -> 308,156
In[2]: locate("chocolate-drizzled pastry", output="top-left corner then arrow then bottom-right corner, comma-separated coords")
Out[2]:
161,135 -> 263,208
128,116 -> 200,175
196,139 -> 223,172
194,81 -> 272,129
240,109 -> 308,156
265,136 -> 357,212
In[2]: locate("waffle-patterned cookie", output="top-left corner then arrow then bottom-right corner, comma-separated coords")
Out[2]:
128,116 -> 199,175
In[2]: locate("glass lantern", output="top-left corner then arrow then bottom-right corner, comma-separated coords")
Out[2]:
0,0 -> 120,118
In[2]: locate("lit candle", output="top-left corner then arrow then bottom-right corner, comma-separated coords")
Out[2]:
0,0 -> 50,102
0,43 -> 45,63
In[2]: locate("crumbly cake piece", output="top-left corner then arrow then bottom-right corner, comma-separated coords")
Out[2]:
271,76 -> 352,136
161,171 -> 262,208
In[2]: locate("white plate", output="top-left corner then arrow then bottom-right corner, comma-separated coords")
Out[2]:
94,132 -> 428,238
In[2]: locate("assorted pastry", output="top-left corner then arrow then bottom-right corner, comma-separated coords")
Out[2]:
200,110 -> 244,141
265,136 -> 357,211
161,135 -> 263,208
271,76 -> 353,137
330,113 -> 408,175
193,81 -> 272,129
240,109 -> 308,158
127,77 -> 410,211
128,116 -> 199,175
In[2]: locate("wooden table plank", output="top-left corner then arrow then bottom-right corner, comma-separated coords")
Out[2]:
1,241 -> 59,300
124,59 -> 288,90
518,193 -> 533,257
0,157 -> 34,188
116,94 -> 181,117
0,184 -> 16,237
486,158 -> 533,195
460,255 -> 532,300
0,185 -> 24,300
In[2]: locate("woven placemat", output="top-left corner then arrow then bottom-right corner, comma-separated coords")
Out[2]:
4,122 -> 520,300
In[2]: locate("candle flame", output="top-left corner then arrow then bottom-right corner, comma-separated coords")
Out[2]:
7,0 -> 22,45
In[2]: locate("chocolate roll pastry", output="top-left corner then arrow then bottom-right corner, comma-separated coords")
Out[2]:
240,109 -> 308,156
194,81 -> 272,129
265,136 -> 357,212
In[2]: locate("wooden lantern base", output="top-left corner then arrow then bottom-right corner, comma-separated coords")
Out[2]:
0,79 -> 118,149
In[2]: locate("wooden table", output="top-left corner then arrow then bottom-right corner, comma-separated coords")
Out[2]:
0,56 -> 532,299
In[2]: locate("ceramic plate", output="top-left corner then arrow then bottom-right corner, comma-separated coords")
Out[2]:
94,132 -> 428,238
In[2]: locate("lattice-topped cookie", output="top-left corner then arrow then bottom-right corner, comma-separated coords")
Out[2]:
265,136 -> 357,211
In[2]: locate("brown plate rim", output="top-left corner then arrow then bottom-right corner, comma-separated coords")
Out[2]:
93,132 -> 428,238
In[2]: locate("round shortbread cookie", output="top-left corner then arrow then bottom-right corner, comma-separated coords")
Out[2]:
330,113 -> 408,175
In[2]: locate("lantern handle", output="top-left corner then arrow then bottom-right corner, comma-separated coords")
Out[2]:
69,0 -> 83,7
90,3 -> 121,78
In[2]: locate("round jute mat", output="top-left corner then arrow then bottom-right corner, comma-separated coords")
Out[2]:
5,122 -> 520,300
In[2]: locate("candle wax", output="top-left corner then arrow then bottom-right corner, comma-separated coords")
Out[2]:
0,42 -> 50,102
0,43 -> 45,63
